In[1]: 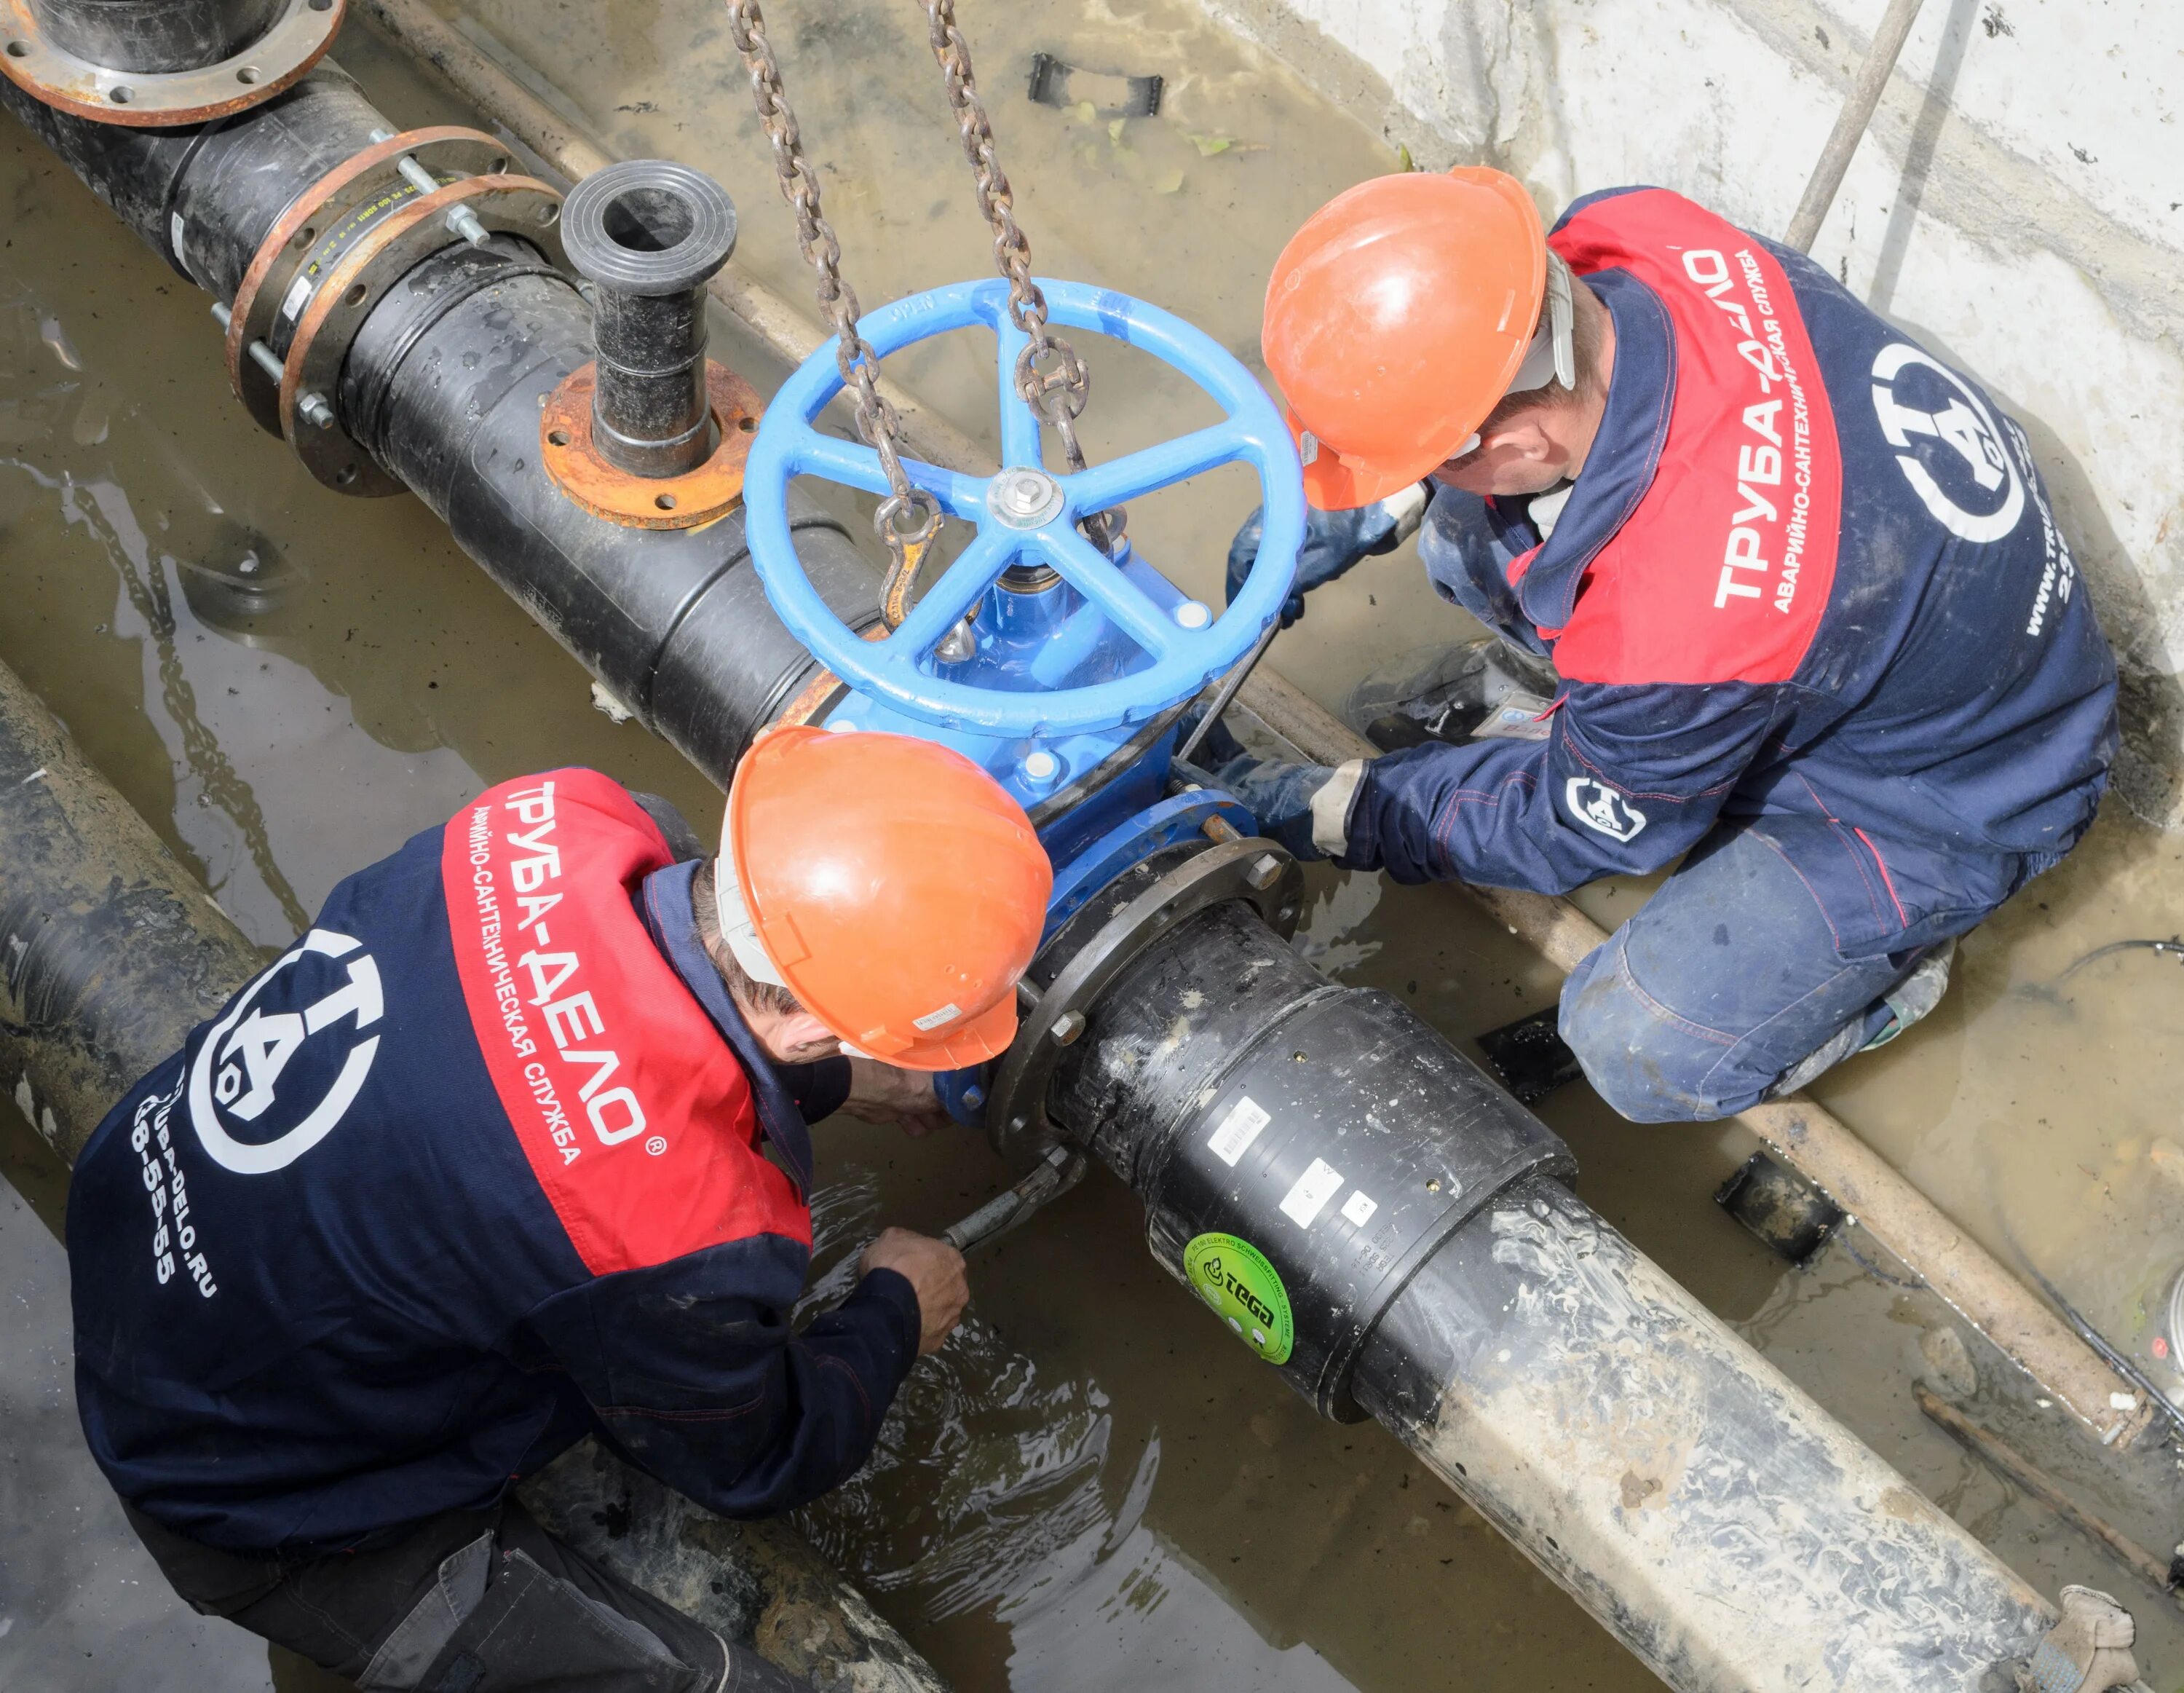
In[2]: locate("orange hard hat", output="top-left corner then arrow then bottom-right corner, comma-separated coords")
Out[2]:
716,727 -> 1051,1070
1263,167 -> 1558,510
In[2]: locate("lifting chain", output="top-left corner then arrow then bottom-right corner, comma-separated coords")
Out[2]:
917,0 -> 1118,556
723,0 -> 941,617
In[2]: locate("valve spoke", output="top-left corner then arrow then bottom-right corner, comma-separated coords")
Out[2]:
787,425 -> 988,520
1037,525 -> 1178,659
879,526 -> 1021,661
1061,423 -> 1253,515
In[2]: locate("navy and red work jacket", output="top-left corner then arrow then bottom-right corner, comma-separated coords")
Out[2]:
68,770 -> 921,1556
1349,186 -> 2118,958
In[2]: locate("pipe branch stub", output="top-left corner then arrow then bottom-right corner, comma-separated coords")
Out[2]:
0,0 -> 344,126
542,360 -> 761,530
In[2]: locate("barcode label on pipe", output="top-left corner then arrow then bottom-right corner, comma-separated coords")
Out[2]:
1206,1096 -> 1270,1167
1280,1158 -> 1344,1229
1341,1190 -> 1378,1228
280,274 -> 314,323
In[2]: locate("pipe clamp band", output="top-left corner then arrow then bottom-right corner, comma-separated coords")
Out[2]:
277,172 -> 567,494
225,126 -> 519,441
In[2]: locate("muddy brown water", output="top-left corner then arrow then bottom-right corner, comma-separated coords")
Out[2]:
5,3 -> 2184,1689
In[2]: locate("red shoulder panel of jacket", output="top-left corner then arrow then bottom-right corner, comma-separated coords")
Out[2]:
440,770 -> 810,1276
1548,188 -> 1843,685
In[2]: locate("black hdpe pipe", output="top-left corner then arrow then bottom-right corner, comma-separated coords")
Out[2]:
0,66 -> 874,778
1,63 -> 2060,1692
0,652 -> 949,1692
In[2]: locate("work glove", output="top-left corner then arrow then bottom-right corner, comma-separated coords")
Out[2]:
1225,483 -> 1430,628
1214,751 -> 1345,861
2017,1585 -> 2140,1692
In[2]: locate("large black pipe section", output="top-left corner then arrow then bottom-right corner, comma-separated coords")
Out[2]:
0,655 -> 951,1692
0,68 -> 877,782
562,159 -> 738,478
31,0 -> 285,74
1050,867 -> 2054,1689
0,673 -> 262,1166
5,55 -> 2066,1692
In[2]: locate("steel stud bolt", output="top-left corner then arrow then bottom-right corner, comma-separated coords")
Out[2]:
396,153 -> 491,247
1246,853 -> 1283,891
213,302 -> 335,430
1050,1009 -> 1087,1046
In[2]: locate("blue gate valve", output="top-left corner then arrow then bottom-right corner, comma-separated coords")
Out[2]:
742,277 -> 1305,739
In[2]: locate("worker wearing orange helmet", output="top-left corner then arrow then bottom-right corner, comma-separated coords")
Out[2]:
68,730 -> 1051,1690
1214,169 -> 2116,1124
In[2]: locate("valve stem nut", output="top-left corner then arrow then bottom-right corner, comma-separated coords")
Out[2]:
1050,1009 -> 1087,1046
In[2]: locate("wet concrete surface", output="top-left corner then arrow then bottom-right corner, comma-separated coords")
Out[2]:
6,2 -> 2184,1689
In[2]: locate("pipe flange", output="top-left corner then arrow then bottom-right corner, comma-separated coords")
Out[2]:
226,127 -> 518,440
986,837 -> 1305,1164
0,0 -> 344,127
279,173 -> 566,496
561,160 -> 738,297
540,360 -> 761,529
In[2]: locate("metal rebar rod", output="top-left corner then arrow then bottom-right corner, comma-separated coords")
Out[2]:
1784,0 -> 1930,252
1917,1388 -> 2183,1606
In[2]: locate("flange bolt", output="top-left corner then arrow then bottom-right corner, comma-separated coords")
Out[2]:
1050,1009 -> 1088,1046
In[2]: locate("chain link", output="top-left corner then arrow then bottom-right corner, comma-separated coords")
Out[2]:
724,0 -> 940,616
918,0 -> 1119,553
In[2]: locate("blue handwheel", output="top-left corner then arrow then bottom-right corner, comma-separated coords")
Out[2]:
743,277 -> 1305,736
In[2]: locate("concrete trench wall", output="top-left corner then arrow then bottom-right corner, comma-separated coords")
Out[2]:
1198,0 -> 2184,829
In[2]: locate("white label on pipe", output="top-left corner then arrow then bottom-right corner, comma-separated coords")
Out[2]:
280,274 -> 314,323
1340,1190 -> 1378,1228
169,212 -> 186,259
1206,1096 -> 1270,1167
1280,1158 -> 1344,1229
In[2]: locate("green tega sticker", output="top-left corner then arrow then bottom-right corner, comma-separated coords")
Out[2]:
1184,1231 -> 1294,1365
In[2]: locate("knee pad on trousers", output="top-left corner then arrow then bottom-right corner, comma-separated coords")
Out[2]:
1559,944 -> 1738,1124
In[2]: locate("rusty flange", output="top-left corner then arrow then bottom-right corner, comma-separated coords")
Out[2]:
279,173 -> 566,495
0,0 -> 344,127
225,126 -> 516,440
540,360 -> 761,529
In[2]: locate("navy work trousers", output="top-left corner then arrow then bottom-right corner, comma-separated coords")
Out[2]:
124,1496 -> 807,1692
1558,824 -> 1958,1122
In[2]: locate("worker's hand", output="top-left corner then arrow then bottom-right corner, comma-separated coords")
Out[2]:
841,1057 -> 952,1137
1224,489 -> 1425,628
860,1228 -> 969,1355
1214,752 -> 1344,861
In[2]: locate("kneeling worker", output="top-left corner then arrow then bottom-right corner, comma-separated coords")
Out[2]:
67,727 -> 1051,1691
1222,170 -> 2117,1120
